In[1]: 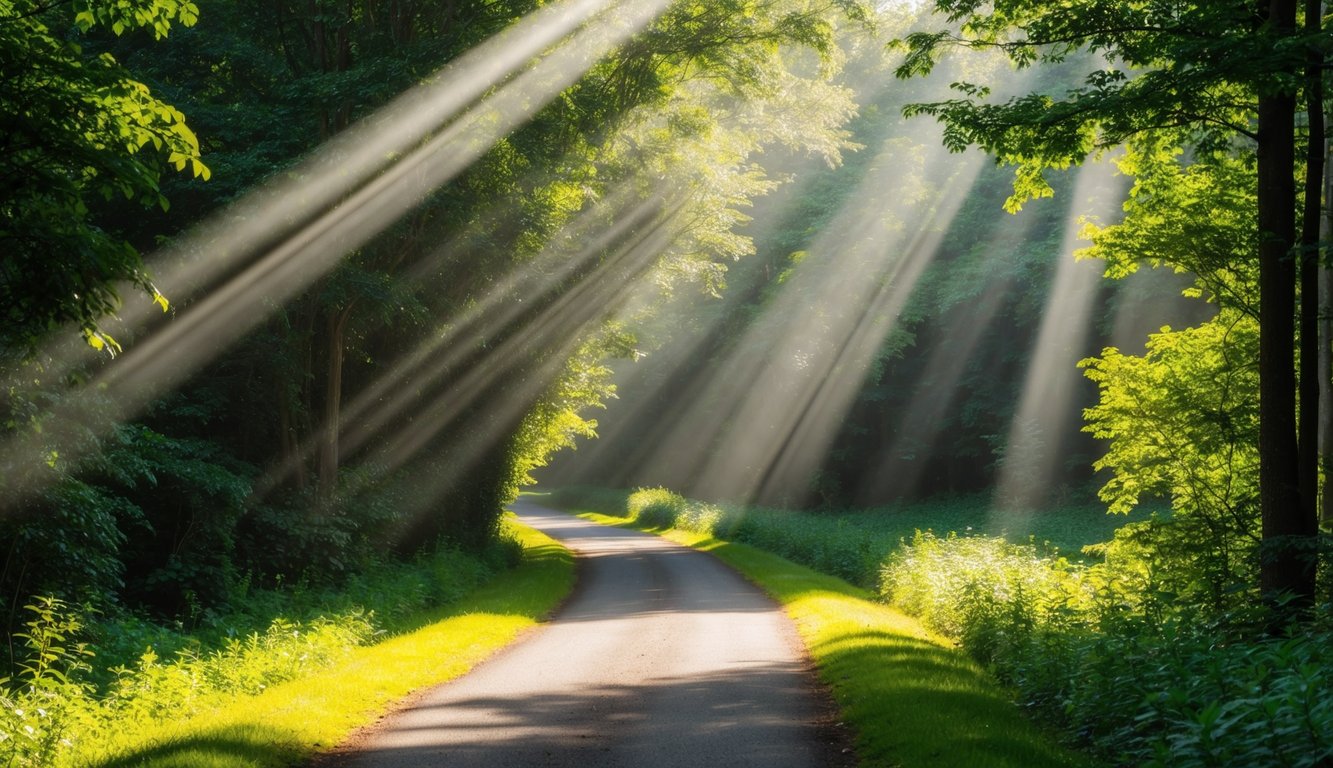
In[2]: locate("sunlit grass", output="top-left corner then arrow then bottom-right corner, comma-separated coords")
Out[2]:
572,507 -> 1089,768
74,518 -> 574,768
548,485 -> 1154,588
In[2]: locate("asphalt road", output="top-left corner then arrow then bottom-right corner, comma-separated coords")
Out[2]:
324,498 -> 852,768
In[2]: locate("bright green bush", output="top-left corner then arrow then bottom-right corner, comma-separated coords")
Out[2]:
879,532 -> 1084,660
627,487 -> 687,528
0,596 -> 97,768
0,601 -> 375,767
878,531 -> 1333,766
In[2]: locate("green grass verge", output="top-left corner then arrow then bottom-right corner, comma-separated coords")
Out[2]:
575,509 -> 1090,768
78,518 -> 574,768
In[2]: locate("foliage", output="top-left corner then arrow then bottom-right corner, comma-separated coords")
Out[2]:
879,531 -> 1080,649
0,0 -> 205,353
892,3 -> 1274,210
1082,315 -> 1260,608
895,0 -> 1323,609
1074,136 -> 1262,610
0,423 -> 255,624
0,529 -> 534,767
0,597 -> 95,768
878,531 -> 1333,766
1079,147 -> 1257,317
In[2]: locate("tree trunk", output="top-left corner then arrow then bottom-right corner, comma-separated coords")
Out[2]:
1302,0 -> 1325,531
1257,0 -> 1313,610
278,381 -> 308,491
1317,206 -> 1327,528
1322,124 -> 1333,528
317,307 -> 352,503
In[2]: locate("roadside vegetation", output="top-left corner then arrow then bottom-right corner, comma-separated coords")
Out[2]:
561,493 -> 1087,768
548,487 -> 1333,767
0,519 -> 572,768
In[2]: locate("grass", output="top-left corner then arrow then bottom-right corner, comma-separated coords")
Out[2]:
546,486 -> 1153,590
73,517 -> 574,768
571,507 -> 1090,768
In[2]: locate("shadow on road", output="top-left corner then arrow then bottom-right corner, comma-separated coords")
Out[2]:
318,662 -> 851,768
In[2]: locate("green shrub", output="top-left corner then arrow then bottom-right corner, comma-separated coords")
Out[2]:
878,531 -> 1333,765
627,487 -> 687,528
0,597 -> 97,768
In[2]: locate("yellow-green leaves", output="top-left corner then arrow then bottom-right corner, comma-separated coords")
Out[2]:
73,0 -> 201,40
1082,313 -> 1259,520
83,329 -> 123,356
1,0 -> 205,352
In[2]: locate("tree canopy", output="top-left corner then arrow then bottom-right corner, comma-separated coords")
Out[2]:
0,0 -> 206,354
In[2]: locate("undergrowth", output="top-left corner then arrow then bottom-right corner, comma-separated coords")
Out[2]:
548,485 -> 1333,768
0,536 -> 523,768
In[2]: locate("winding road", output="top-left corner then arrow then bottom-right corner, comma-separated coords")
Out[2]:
326,499 -> 852,767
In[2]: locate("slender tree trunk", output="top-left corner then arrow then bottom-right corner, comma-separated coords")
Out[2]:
278,382 -> 308,491
317,307 -> 352,503
1317,226 -> 1327,528
1319,105 -> 1333,529
1301,0 -> 1325,539
1257,0 -> 1310,609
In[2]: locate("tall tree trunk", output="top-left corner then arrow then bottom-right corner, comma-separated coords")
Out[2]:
1322,125 -> 1333,529
1302,0 -> 1325,535
278,382 -> 308,491
1306,0 -> 1327,557
317,307 -> 352,503
1258,0 -> 1313,610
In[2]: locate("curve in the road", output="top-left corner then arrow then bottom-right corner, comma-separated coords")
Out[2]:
324,499 -> 853,768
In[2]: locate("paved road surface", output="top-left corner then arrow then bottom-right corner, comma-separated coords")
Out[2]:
326,499 -> 851,767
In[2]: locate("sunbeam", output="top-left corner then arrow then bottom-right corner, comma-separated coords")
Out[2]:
705,148 -> 986,505
853,198 -> 1041,503
96,0 -> 672,412
10,0 -> 626,388
598,115 -> 985,506
0,0 -> 674,504
990,157 -> 1128,519
375,198 -> 697,543
249,185 -> 663,498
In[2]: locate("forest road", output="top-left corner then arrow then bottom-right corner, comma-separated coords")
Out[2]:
322,498 -> 853,768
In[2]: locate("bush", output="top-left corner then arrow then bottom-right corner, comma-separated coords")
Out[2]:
627,487 -> 687,528
879,532 -> 1083,660
878,531 -> 1333,766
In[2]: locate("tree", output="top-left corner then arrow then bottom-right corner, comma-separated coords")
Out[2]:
896,0 -> 1324,610
1079,148 -> 1262,608
0,0 -> 206,355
